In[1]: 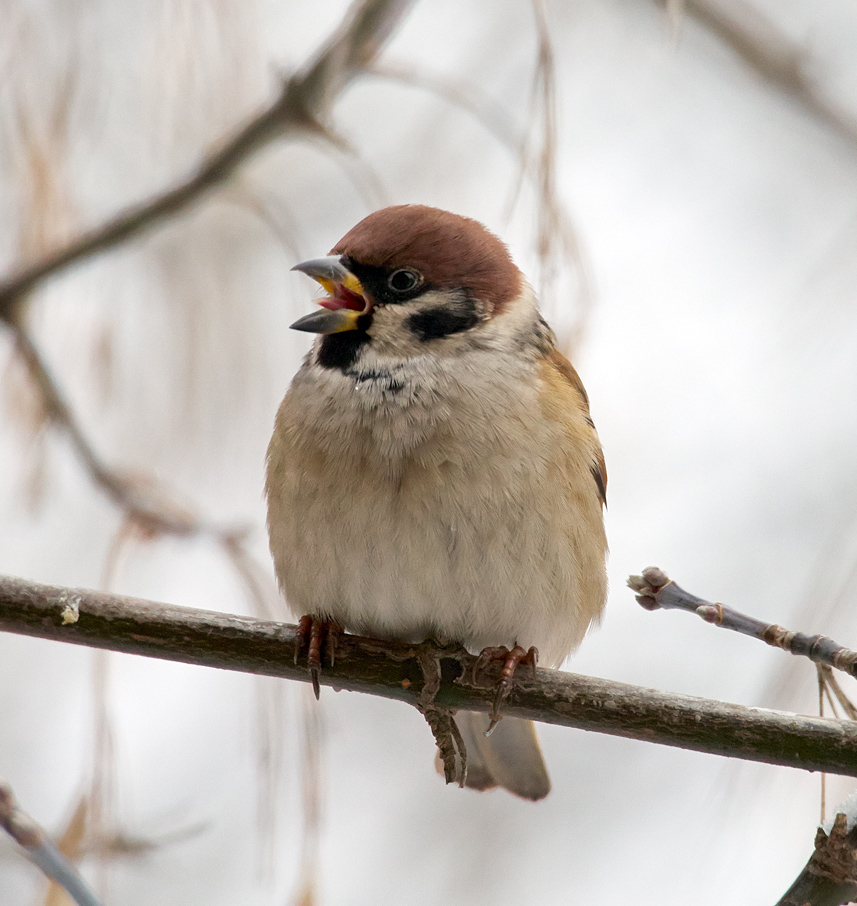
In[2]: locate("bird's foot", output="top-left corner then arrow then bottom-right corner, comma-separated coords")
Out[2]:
473,644 -> 538,735
294,615 -> 342,699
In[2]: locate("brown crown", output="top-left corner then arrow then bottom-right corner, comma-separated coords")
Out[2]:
331,205 -> 521,315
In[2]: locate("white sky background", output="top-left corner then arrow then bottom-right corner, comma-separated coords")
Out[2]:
2,0 -> 857,903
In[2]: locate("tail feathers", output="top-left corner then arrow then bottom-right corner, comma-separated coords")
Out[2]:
447,712 -> 551,801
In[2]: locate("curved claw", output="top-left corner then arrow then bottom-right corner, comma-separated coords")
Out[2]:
475,644 -> 539,735
293,616 -> 342,699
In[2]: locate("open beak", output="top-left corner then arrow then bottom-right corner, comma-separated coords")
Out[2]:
290,256 -> 369,334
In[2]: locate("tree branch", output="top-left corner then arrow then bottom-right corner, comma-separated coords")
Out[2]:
3,573 -> 857,777
0,0 -> 415,320
629,566 -> 857,680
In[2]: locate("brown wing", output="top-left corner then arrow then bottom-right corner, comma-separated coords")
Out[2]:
542,348 -> 607,508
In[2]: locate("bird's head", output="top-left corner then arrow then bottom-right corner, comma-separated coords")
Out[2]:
290,205 -> 534,366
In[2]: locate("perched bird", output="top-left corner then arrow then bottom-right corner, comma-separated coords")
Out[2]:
265,205 -> 607,800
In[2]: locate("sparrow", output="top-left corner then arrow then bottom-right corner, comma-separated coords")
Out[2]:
265,205 -> 608,800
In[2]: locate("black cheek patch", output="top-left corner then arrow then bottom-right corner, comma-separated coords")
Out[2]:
407,302 -> 481,342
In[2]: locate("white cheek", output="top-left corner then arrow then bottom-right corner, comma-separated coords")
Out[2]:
366,289 -> 488,358
354,278 -> 542,366
366,304 -> 424,357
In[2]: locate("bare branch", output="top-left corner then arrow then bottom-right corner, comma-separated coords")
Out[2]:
3,573 -> 857,778
0,0 -> 416,320
652,0 -> 857,150
0,780 -> 103,906
629,567 -> 857,680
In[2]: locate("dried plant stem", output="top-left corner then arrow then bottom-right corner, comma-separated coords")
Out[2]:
3,573 -> 857,778
629,567 -> 857,680
290,687 -> 323,906
819,665 -> 857,722
0,780 -> 103,906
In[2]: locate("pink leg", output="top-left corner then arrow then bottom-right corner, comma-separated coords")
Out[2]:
294,615 -> 343,700
473,644 -> 539,733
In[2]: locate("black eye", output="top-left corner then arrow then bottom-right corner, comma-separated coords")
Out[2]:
387,268 -> 421,293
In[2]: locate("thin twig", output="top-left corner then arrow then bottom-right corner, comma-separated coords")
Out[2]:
290,687 -> 324,906
819,665 -> 857,722
3,573 -> 857,778
516,0 -> 593,352
0,0 -> 415,320
629,567 -> 857,679
0,780 -> 103,906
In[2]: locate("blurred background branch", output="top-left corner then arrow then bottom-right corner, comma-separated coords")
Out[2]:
0,0 -> 418,578
653,0 -> 857,148
0,780 -> 103,906
0,0 -> 416,320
